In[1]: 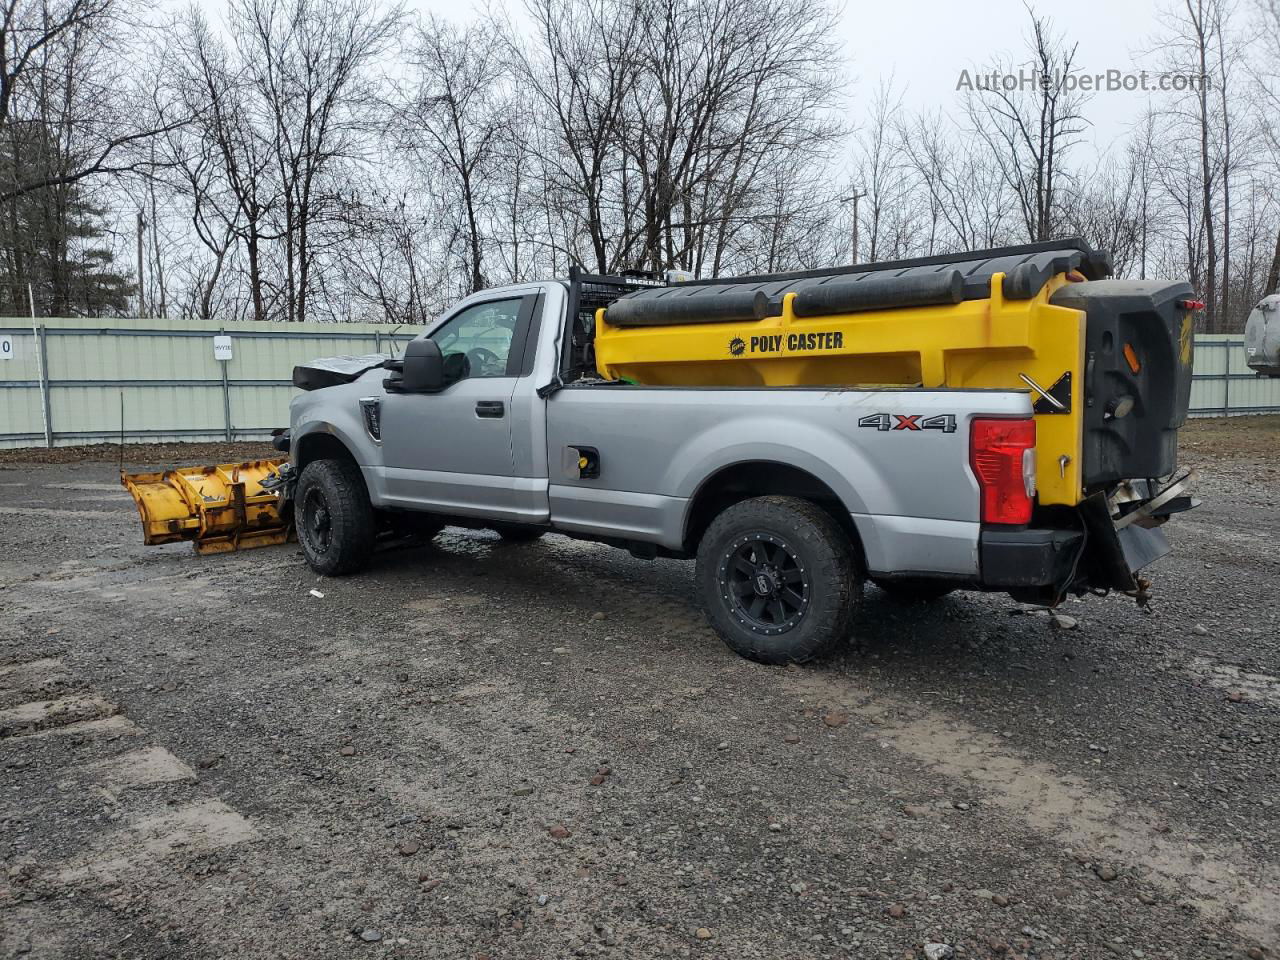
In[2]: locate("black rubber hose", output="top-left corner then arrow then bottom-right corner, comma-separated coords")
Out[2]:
792,270 -> 964,317
605,290 -> 779,327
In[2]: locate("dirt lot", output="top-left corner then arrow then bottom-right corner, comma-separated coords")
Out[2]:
0,419 -> 1277,960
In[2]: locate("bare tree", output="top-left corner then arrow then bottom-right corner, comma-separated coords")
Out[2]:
1128,110 -> 1161,279
963,8 -> 1089,243
1152,0 -> 1234,328
165,0 -> 400,322
852,78 -> 908,263
0,0 -> 164,313
502,0 -> 850,279
5,0 -> 1278,328
236,0 -> 401,322
622,0 -> 844,274
399,16 -> 510,295
1251,0 -> 1280,294
1064,158 -> 1144,275
898,111 -> 1017,253
508,0 -> 642,274
0,0 -> 180,205
157,115 -> 241,320
170,8 -> 281,321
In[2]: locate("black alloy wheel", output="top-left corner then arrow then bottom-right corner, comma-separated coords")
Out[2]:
719,533 -> 810,635
302,485 -> 333,556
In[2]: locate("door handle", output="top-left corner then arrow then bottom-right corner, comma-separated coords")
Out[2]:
475,401 -> 505,418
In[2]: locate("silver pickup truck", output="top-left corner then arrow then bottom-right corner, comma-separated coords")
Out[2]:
281,252 -> 1191,664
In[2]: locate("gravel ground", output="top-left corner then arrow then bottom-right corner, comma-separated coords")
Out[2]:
0,420 -> 1276,960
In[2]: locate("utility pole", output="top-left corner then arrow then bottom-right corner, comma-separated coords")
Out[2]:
136,210 -> 146,318
840,190 -> 866,266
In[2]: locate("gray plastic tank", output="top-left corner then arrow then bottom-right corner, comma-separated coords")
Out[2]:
1244,295 -> 1280,376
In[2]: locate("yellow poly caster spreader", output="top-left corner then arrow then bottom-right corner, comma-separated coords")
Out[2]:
592,241 -> 1201,509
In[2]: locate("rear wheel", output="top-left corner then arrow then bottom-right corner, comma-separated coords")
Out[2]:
695,496 -> 860,665
492,522 -> 545,543
873,578 -> 956,603
296,458 -> 375,575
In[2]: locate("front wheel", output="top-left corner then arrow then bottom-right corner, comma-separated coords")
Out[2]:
296,458 -> 375,575
695,496 -> 860,665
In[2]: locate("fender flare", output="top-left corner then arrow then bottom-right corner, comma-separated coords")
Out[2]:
665,422 -> 895,568
291,420 -> 368,469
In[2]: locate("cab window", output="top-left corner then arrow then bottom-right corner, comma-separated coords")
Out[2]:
430,299 -> 522,379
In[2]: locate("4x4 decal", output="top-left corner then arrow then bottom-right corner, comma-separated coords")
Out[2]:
857,413 -> 957,433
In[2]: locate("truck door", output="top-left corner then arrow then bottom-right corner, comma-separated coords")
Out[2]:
380,294 -> 541,519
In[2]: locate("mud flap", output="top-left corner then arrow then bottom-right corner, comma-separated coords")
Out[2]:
1117,523 -> 1170,574
1077,493 -> 1171,592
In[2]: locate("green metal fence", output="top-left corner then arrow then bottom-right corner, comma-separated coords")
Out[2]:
1187,334 -> 1280,417
1,321 -> 1277,449
0,317 -> 416,449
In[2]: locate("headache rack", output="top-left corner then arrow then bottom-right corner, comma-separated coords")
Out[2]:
541,266 -> 667,395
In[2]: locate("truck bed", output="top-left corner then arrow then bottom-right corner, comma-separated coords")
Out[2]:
544,382 -> 1030,578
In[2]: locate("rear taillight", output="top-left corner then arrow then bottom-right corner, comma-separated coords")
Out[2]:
970,418 -> 1036,525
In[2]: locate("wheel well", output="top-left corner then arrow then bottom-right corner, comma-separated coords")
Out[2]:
294,432 -> 358,472
683,461 -> 862,556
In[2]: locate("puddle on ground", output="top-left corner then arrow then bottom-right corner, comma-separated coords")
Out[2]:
1185,655 -> 1280,705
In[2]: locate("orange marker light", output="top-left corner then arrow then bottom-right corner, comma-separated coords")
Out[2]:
1123,342 -> 1141,374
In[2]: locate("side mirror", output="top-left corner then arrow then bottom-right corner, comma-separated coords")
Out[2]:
400,338 -> 444,393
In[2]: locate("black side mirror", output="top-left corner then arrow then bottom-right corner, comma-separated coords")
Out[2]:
400,338 -> 444,392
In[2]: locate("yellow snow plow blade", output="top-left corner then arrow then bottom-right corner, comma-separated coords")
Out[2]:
120,459 -> 291,555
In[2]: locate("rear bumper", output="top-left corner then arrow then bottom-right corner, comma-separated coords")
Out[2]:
979,520 -> 1172,592
979,528 -> 1084,588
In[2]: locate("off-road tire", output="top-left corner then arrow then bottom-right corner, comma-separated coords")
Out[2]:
873,578 -> 956,603
695,496 -> 860,665
296,458 -> 375,575
492,523 -> 546,543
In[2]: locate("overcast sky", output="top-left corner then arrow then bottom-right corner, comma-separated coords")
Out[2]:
408,0 -> 1173,161
841,0 -> 1167,145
